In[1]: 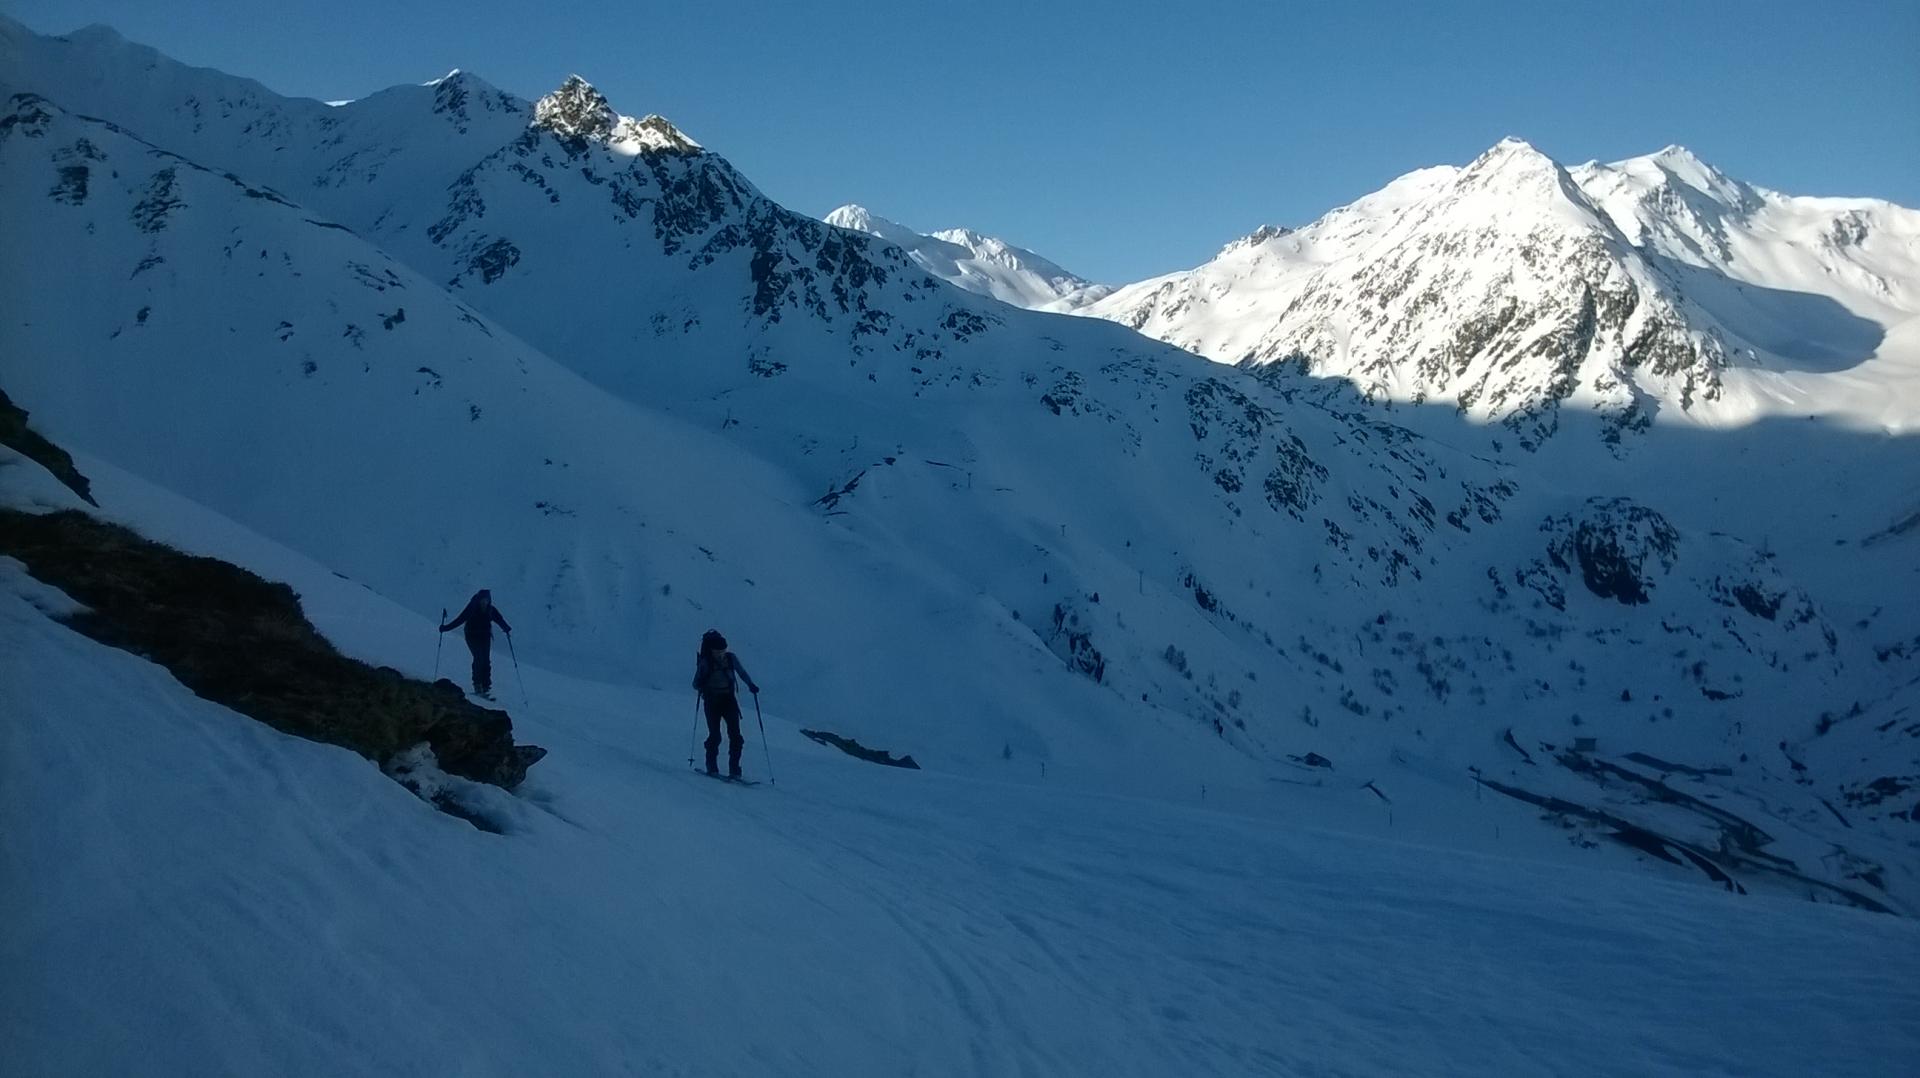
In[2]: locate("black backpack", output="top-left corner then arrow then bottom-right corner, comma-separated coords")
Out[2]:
695,631 -> 733,695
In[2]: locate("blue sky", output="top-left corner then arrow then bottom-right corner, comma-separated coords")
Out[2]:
11,0 -> 1919,282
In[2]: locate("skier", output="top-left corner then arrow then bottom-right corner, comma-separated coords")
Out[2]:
440,589 -> 512,698
693,629 -> 759,778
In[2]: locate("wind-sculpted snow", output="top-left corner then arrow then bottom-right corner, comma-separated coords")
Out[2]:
2,16 -> 1917,920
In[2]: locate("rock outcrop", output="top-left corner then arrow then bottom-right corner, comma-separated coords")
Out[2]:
0,509 -> 545,793
0,388 -> 95,505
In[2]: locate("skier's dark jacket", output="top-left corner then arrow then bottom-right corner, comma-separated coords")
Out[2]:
444,590 -> 510,644
693,639 -> 757,698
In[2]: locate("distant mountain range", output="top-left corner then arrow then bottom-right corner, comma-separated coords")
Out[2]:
841,140 -> 1920,448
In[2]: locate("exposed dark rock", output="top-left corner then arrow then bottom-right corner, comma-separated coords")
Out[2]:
1842,775 -> 1913,810
0,92 -> 57,139
130,166 -> 183,232
0,388 -> 96,505
1048,600 -> 1106,683
1501,728 -> 1536,764
1620,751 -> 1731,777
0,510 -> 544,795
1528,498 -> 1679,606
1040,372 -> 1085,415
1479,755 -> 1894,913
50,163 -> 88,204
800,728 -> 919,769
466,237 -> 519,285
531,76 -> 621,143
1728,582 -> 1782,620
1564,505 -> 1676,603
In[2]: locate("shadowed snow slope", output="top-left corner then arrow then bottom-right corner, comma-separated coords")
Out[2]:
4,511 -> 1916,1075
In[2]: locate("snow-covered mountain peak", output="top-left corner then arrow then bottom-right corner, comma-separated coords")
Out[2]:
1454,137 -> 1595,209
824,203 -> 1108,308
1570,147 -> 1777,264
823,203 -> 873,226
64,21 -> 120,41
1074,134 -> 1919,443
1218,223 -> 1294,257
1583,144 -> 1758,210
928,226 -> 991,248
1648,143 -> 1719,173
1075,136 -> 1756,444
0,17 -> 170,95
1469,135 -> 1558,172
1646,144 -> 1738,189
925,226 -> 1080,283
825,203 -> 925,243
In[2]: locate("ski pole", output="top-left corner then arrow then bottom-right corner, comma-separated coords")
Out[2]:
506,631 -> 532,716
753,692 -> 775,786
433,608 -> 445,680
688,694 -> 703,770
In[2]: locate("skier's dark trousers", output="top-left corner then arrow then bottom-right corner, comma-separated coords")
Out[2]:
693,630 -> 759,777
441,588 -> 512,697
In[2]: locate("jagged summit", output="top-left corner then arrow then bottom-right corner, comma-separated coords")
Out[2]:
1218,223 -> 1294,256
532,75 -> 619,140
530,75 -> 700,154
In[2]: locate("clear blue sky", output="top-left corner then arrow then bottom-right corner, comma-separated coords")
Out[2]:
11,0 -> 1919,282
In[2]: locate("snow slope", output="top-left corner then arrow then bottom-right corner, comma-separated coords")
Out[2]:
2,13 -> 1916,928
4,466 -> 1916,1076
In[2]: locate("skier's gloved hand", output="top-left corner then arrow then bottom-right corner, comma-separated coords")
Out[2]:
750,685 -> 760,696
